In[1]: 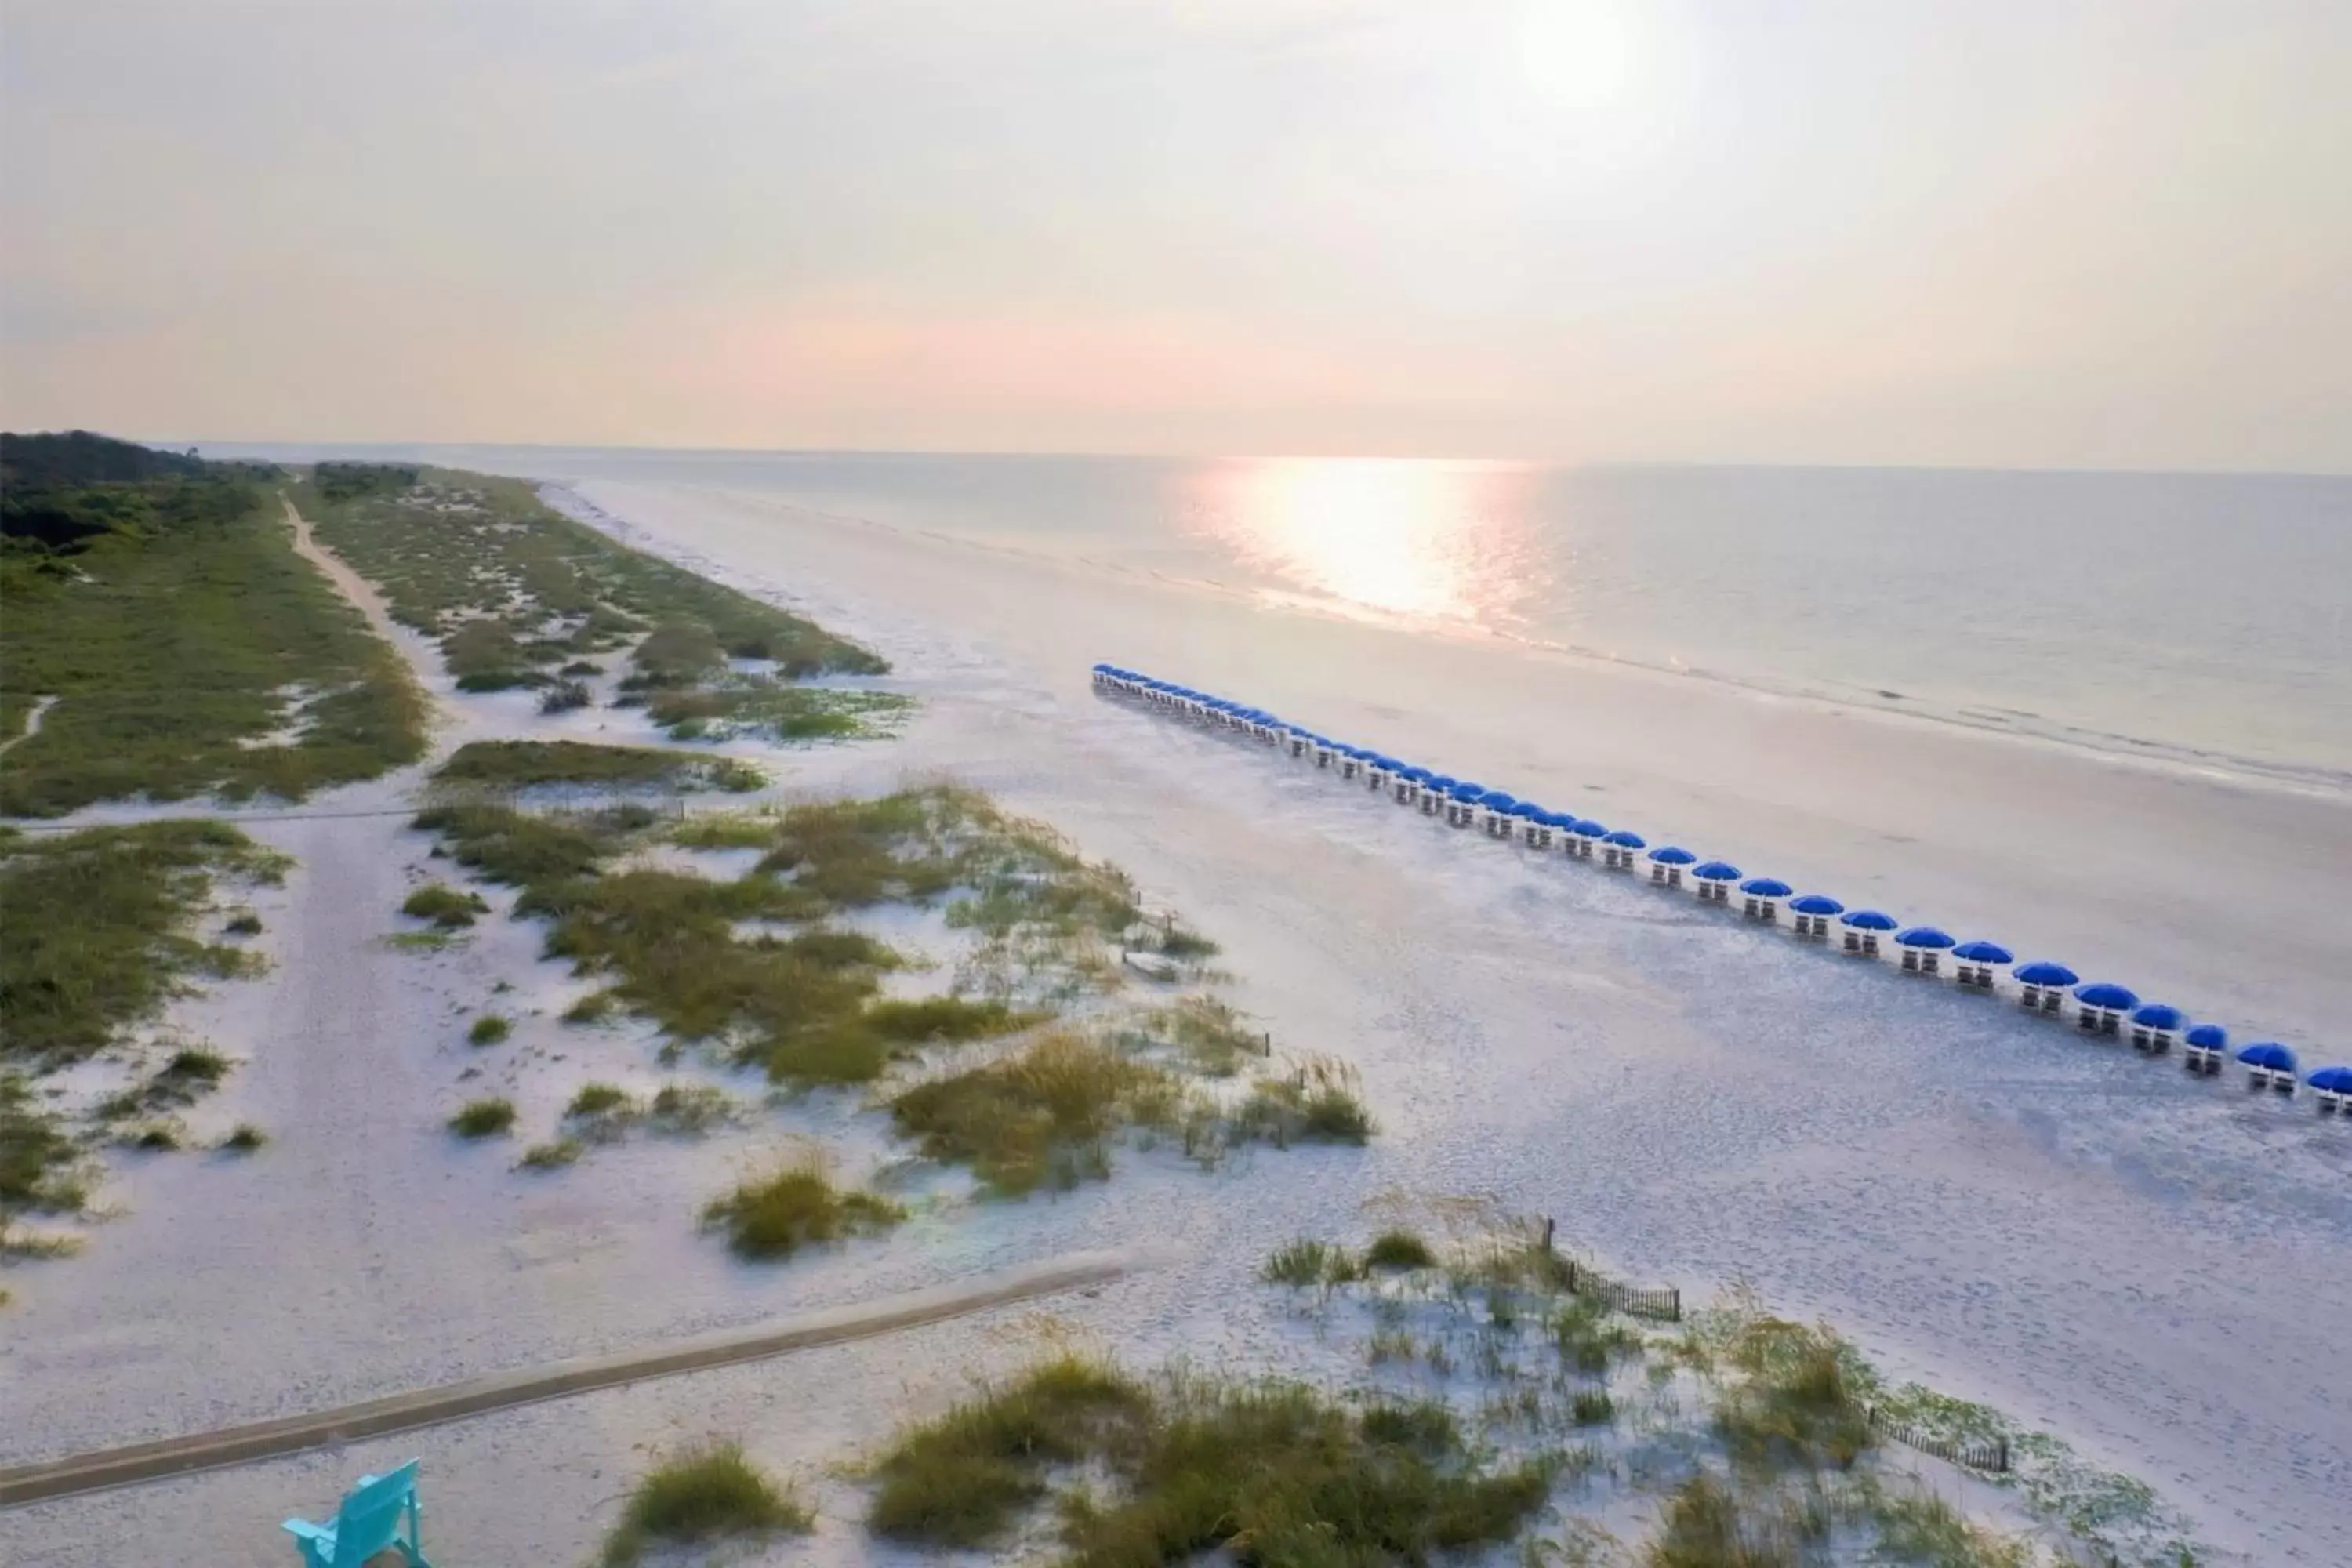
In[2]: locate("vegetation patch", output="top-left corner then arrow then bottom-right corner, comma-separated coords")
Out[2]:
1,821 -> 286,1069
1232,1056 -> 1374,1146
1,432 -> 426,816
401,884 -> 488,928
448,1098 -> 517,1138
298,471 -> 885,727
866,1354 -> 1554,1556
1,1074 -> 86,1222
887,1032 -> 1183,1196
220,1123 -> 267,1152
647,682 -> 913,744
518,1136 -> 583,1171
433,739 -> 761,794
1364,1228 -> 1436,1271
466,1014 -> 512,1047
600,1439 -> 811,1567
700,1154 -> 905,1260
647,1081 -> 737,1134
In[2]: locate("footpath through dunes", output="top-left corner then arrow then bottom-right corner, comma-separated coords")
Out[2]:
543,477 -> 2352,1567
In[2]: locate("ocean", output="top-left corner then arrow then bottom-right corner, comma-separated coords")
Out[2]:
205,445 -> 2352,791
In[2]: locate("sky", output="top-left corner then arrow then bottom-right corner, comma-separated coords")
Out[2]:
3,0 -> 2348,470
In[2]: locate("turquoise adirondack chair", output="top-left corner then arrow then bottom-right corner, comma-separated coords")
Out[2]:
281,1459 -> 433,1566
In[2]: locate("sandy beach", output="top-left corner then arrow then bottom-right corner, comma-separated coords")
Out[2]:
4,479 -> 2346,1567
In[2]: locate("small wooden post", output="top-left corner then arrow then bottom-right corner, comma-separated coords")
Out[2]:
1540,1217 -> 1556,1254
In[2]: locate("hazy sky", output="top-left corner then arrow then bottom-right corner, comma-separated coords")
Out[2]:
5,0 -> 2347,469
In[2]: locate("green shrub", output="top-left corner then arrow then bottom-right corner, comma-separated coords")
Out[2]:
162,1047 -> 230,1084
220,1123 -> 267,1152
700,1156 -> 903,1261
600,1440 -> 811,1566
1571,1389 -> 1616,1425
223,910 -> 264,936
466,1014 -> 512,1047
448,1098 -> 516,1138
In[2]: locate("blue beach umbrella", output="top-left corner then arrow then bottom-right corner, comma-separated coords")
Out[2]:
1739,878 -> 1795,898
2130,1004 -> 2187,1031
2237,1042 -> 2296,1073
2185,1024 -> 2228,1051
2012,961 -> 2078,988
1895,927 -> 1956,949
2307,1066 -> 2352,1094
1952,941 -> 2013,964
1451,782 -> 1488,800
1481,791 -> 1520,811
1571,819 -> 1608,839
1602,830 -> 1646,849
1841,909 -> 1898,931
2074,982 -> 2140,1011
1691,860 -> 1741,882
1788,894 -> 1844,916
1650,845 -> 1697,866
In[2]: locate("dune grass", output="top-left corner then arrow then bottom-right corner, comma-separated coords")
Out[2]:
600,1440 -> 811,1566
0,821 -> 287,1069
1262,1236 -> 1364,1287
401,884 -> 488,928
1232,1056 -> 1375,1147
700,1154 -> 905,1260
416,785 -> 1148,1089
648,682 -> 913,744
866,1355 -> 1555,1556
448,1098 -> 517,1138
466,1014 -> 511,1047
887,1032 -> 1181,1196
566,1081 -> 632,1117
0,477 -> 425,817
518,1136 -> 583,1170
647,1080 -> 736,1133
302,470 -> 884,699
1364,1228 -> 1436,1271
432,739 -> 762,793
220,1123 -> 267,1152
1713,1317 -> 1873,1472
0,1073 -> 85,1221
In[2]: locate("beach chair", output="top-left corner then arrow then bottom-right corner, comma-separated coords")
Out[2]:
283,1460 -> 431,1566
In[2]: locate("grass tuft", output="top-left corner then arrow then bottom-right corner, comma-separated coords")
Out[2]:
1232,1056 -> 1374,1147
518,1136 -> 583,1170
401,884 -> 488,928
220,1123 -> 267,1152
565,1081 -> 632,1117
1262,1237 -> 1363,1287
700,1155 -> 904,1260
599,1439 -> 811,1566
448,1098 -> 517,1138
887,1031 -> 1178,1196
1364,1228 -> 1436,1271
466,1014 -> 512,1047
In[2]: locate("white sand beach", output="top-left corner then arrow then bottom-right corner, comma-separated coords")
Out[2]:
4,479 -> 2346,1566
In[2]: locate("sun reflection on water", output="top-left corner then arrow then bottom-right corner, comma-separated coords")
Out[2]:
1180,457 -> 1546,629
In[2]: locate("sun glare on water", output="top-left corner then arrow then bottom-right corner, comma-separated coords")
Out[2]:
1184,456 -> 1546,630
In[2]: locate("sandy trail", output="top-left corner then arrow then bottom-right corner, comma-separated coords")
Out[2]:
0,693 -> 58,758
280,495 -> 408,655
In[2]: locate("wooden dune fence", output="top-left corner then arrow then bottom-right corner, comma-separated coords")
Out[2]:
1864,1404 -> 2012,1472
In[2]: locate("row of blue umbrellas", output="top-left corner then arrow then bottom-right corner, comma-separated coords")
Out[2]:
1092,663 -> 2347,1102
